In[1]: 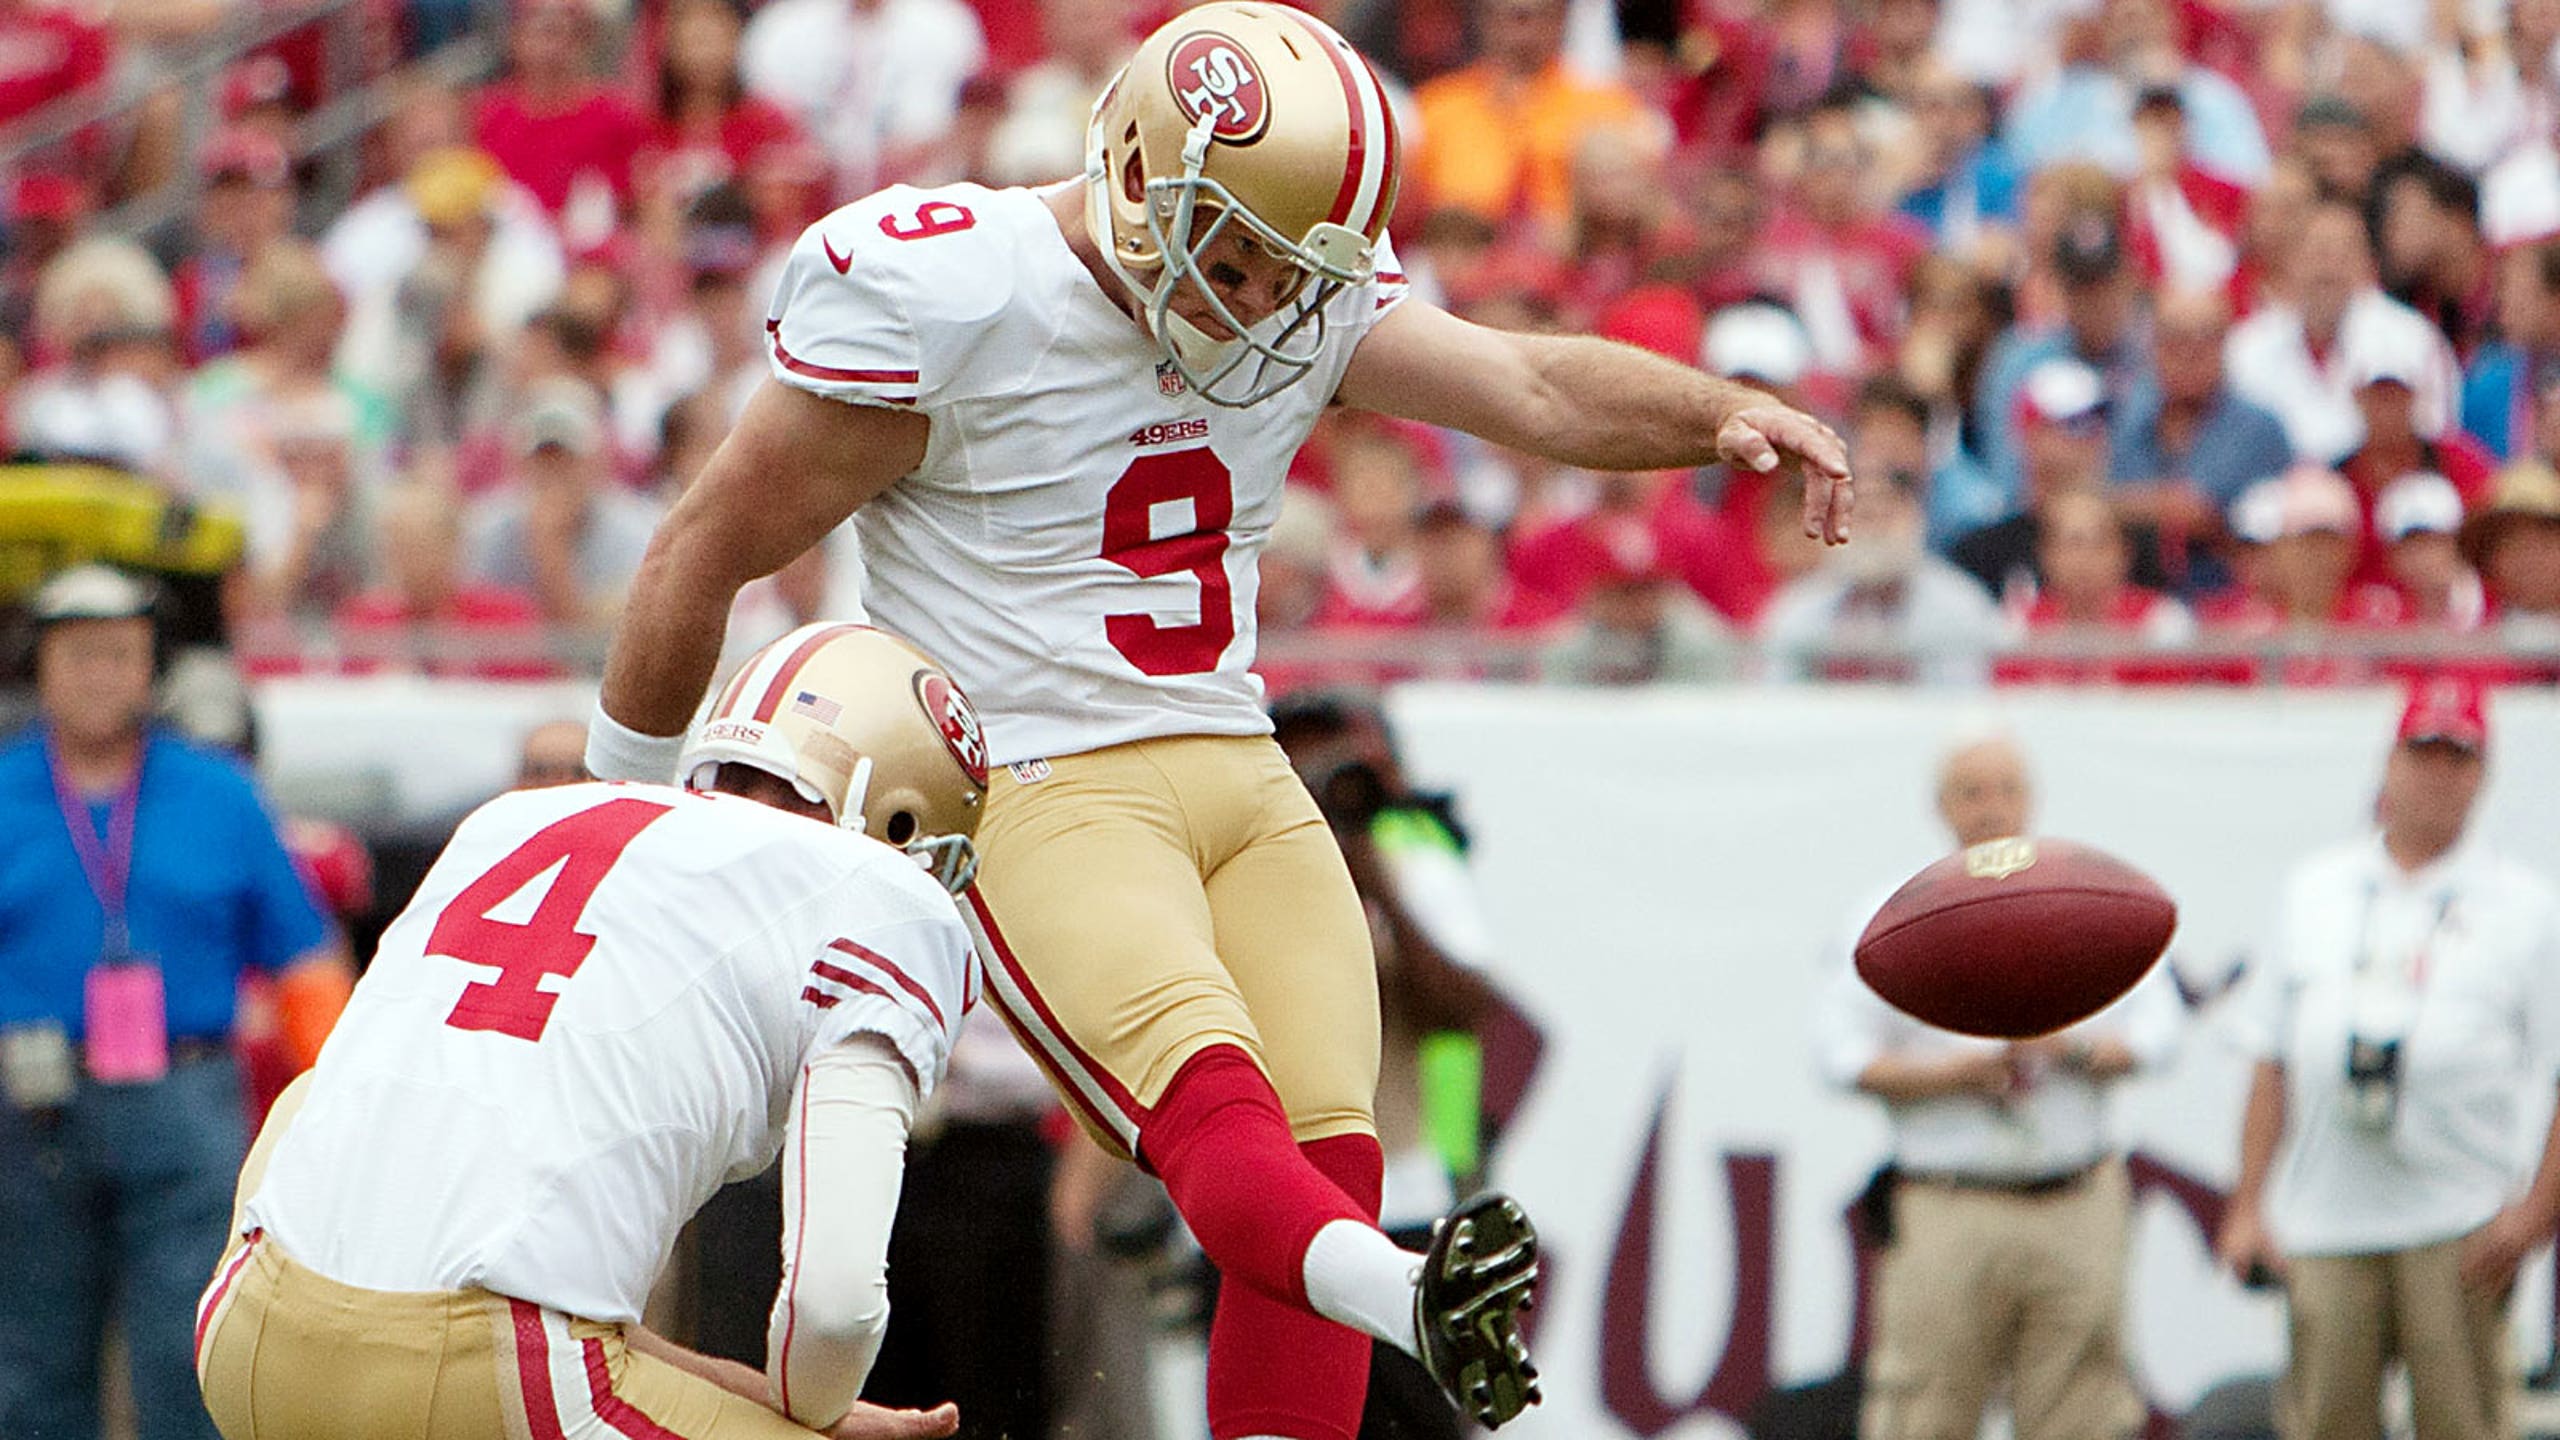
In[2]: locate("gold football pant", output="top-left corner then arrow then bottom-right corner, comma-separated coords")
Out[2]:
2280,1238 -> 2512,1440
962,733 -> 1381,1157
1860,1160 -> 2143,1440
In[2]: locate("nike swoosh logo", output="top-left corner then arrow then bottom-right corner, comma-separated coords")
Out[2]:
822,235 -> 853,274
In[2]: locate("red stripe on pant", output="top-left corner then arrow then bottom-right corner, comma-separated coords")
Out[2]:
509,1300 -> 568,1440
585,1336 -> 691,1439
964,886 -> 1147,1143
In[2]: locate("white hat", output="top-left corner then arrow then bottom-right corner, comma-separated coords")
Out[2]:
2376,470 -> 2463,540
2017,356 -> 2106,427
2230,464 -> 2360,543
507,377 -> 606,459
1702,303 -> 1814,387
30,564 -> 155,624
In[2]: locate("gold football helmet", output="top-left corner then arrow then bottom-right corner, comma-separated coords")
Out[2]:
680,624 -> 987,893
1085,1 -> 1401,406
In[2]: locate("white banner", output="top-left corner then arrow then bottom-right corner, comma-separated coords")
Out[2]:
1383,684 -> 2560,1439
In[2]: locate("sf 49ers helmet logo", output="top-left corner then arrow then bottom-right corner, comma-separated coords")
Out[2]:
1166,32 -> 1269,143
913,671 -> 989,789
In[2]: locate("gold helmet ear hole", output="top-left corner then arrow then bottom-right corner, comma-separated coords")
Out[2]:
885,811 -> 919,844
1122,150 -> 1146,204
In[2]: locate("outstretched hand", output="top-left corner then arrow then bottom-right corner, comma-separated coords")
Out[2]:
831,1401 -> 960,1440
1715,403 -> 1855,545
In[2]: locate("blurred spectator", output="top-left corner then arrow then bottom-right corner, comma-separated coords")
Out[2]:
2293,93 -> 2387,208
1898,255 -> 2013,547
1412,502 -> 1563,634
2459,237 -> 2560,461
1893,61 -> 2023,254
174,130 -> 298,366
2416,0 -> 2560,177
2338,351 -> 2498,586
322,80 -> 565,332
1315,426 -> 1430,629
515,718 -> 590,787
2377,156 -> 2495,360
983,0 -> 1136,186
230,392 -> 373,625
2375,471 -> 2487,632
10,237 -> 181,475
1512,465 -> 1762,623
642,0 -> 808,205
471,0 -> 648,247
179,240 -> 391,508
2123,84 -> 2244,297
2233,157 -> 2320,314
0,565 -> 340,1440
2225,202 -> 2461,465
1974,207 -> 2152,505
1754,91 -> 1929,380
1555,125 -> 1687,321
1409,0 -> 1651,235
1537,527 -> 1736,685
465,378 -> 661,627
1816,731 -> 2179,1440
2002,0 -> 2272,187
1684,166 -> 1770,315
741,0 -> 989,198
2007,488 -> 2194,651
335,481 -> 552,677
1258,486 -> 1338,638
2109,287 -> 2292,594
624,185 -> 766,447
2219,676 -> 2560,1440
2203,466 -> 2403,635
1761,427 -> 2005,686
339,148 -> 567,450
1953,356 -> 2170,607
2461,460 -> 2560,649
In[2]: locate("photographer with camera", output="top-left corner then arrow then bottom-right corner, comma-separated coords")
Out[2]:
1270,693 -> 1520,1440
2219,675 -> 2560,1440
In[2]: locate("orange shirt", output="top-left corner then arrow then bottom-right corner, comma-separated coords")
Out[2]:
1411,61 -> 1649,228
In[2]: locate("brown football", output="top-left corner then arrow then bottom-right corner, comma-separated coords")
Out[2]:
1854,836 -> 2177,1039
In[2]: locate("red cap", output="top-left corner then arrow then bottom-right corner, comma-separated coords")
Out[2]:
2397,673 -> 2489,753
10,171 -> 88,223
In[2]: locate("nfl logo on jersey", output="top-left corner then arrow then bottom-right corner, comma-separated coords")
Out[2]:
1156,361 -> 1187,398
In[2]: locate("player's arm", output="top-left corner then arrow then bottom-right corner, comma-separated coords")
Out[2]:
1335,298 -> 1855,543
767,1033 -> 924,1430
592,382 -> 927,764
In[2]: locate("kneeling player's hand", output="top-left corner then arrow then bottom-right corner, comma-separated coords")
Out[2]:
831,1400 -> 959,1440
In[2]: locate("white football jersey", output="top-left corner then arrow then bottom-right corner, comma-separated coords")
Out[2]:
763,181 -> 1408,767
243,781 -> 975,1324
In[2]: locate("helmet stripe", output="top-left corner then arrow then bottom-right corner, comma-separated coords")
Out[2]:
1272,7 -> 1369,229
751,623 -> 868,723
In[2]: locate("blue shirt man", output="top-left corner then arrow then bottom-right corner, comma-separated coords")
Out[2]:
0,565 -> 331,1440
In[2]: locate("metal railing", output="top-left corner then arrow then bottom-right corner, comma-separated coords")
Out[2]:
0,0 -> 508,248
209,622 -> 2560,689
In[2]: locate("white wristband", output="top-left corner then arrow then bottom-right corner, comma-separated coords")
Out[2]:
585,700 -> 688,784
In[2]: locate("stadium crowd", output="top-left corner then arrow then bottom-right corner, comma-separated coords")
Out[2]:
10,0 -> 2560,689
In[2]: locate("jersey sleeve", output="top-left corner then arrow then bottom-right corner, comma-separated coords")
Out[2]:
794,864 -> 977,1102
763,186 -> 1022,412
1369,233 -> 1410,323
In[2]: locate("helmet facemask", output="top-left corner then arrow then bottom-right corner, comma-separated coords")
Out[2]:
1090,112 -> 1379,407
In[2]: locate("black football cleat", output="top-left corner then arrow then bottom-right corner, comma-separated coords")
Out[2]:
1414,1191 -> 1542,1429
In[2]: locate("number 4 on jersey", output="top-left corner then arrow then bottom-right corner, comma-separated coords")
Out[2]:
433,798 -> 672,1041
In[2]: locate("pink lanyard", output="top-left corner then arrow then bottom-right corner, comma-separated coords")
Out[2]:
46,736 -> 144,960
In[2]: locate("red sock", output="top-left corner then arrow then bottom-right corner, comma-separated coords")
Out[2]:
1199,1132 -> 1385,1440
1138,1045 -> 1369,1307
